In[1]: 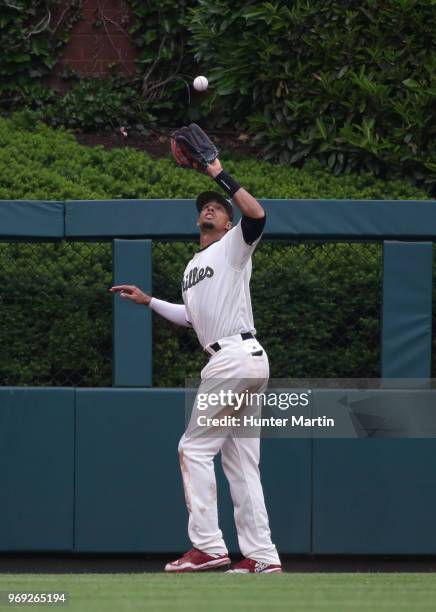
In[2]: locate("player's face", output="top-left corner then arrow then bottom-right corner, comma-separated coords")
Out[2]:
198,201 -> 231,232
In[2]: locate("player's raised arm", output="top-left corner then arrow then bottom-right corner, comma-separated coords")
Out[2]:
170,123 -> 264,219
170,122 -> 266,258
109,286 -> 191,327
206,159 -> 265,220
206,158 -> 266,252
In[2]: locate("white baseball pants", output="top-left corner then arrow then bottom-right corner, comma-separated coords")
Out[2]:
178,334 -> 280,565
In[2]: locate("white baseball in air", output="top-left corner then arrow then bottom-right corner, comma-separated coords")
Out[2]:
193,76 -> 208,92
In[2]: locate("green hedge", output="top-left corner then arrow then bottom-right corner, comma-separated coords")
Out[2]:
0,114 -> 428,201
0,117 -> 431,386
0,241 -> 112,386
152,241 -> 382,386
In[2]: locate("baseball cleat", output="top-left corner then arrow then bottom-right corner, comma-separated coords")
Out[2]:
226,558 -> 282,574
165,548 -> 231,573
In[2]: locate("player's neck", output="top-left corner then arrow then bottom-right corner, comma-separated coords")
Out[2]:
199,229 -> 226,249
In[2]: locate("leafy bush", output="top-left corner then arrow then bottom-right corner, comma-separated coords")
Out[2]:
3,0 -> 435,192
0,117 -> 431,386
41,76 -> 154,131
1,0 -> 208,130
129,0 -> 211,125
188,0 -> 436,188
0,0 -> 81,96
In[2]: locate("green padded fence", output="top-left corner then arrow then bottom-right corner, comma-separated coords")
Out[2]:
0,198 -> 435,554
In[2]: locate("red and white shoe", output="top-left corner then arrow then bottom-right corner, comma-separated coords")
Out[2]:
226,558 -> 282,574
165,548 -> 231,573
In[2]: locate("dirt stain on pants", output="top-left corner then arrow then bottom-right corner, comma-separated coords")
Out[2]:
179,449 -> 192,513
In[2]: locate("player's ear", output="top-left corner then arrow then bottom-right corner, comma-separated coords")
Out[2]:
225,221 -> 232,230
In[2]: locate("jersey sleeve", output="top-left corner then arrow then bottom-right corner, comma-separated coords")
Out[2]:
223,214 -> 265,270
149,298 -> 192,327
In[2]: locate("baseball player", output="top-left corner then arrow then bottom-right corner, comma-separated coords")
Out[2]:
110,125 -> 281,574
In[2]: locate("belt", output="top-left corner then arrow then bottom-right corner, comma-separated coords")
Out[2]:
204,332 -> 254,356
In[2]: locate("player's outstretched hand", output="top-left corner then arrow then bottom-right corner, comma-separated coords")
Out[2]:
109,285 -> 151,305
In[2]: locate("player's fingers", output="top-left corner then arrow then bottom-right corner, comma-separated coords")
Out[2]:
109,285 -> 136,293
120,291 -> 136,300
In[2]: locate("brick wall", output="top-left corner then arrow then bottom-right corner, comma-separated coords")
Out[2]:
47,0 -> 138,91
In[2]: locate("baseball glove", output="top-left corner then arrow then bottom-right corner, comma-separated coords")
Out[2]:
171,123 -> 219,172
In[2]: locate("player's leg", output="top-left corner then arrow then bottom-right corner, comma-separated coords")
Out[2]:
175,371 -> 234,558
165,395 -> 231,571
178,430 -> 228,555
221,434 -> 280,566
221,343 -> 280,567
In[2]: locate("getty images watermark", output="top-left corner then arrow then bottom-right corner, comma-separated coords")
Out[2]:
194,388 -> 332,428
184,378 -> 436,438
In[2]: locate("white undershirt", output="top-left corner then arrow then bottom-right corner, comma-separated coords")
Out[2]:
149,297 -> 191,328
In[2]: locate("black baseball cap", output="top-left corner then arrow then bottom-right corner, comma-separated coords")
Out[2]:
196,191 -> 234,221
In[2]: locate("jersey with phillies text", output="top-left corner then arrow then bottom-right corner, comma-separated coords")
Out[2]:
181,220 -> 262,348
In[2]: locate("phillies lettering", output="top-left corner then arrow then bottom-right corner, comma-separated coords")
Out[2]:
182,266 -> 214,292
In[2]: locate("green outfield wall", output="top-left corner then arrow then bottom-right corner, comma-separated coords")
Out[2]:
0,199 -> 435,554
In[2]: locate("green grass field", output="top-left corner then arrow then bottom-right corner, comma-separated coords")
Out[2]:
1,573 -> 436,612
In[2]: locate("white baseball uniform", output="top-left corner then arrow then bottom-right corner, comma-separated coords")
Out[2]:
175,217 -> 280,565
